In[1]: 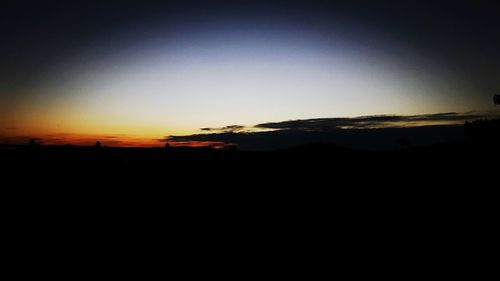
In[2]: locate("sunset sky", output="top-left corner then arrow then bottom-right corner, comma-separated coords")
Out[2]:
1,0 -> 499,146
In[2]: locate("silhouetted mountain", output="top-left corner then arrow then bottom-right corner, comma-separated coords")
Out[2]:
165,125 -> 466,151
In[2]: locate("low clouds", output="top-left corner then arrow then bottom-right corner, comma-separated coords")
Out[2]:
163,112 -> 499,150
254,112 -> 496,131
200,125 -> 246,133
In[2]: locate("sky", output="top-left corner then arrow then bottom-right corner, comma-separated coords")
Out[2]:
1,0 -> 499,146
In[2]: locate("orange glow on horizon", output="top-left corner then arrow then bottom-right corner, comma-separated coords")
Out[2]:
0,132 -> 228,148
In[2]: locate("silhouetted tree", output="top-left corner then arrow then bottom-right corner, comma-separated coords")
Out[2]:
494,94 -> 500,105
96,141 -> 101,148
165,142 -> 171,149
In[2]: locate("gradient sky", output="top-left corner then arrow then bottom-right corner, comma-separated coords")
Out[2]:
1,0 -> 499,145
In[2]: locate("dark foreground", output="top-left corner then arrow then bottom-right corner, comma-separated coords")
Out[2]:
2,140 -> 496,257
2,139 -> 497,219
2,139 -> 498,182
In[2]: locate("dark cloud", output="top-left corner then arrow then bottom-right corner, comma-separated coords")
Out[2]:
163,112 -> 499,151
255,112 -> 498,131
200,125 -> 246,133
